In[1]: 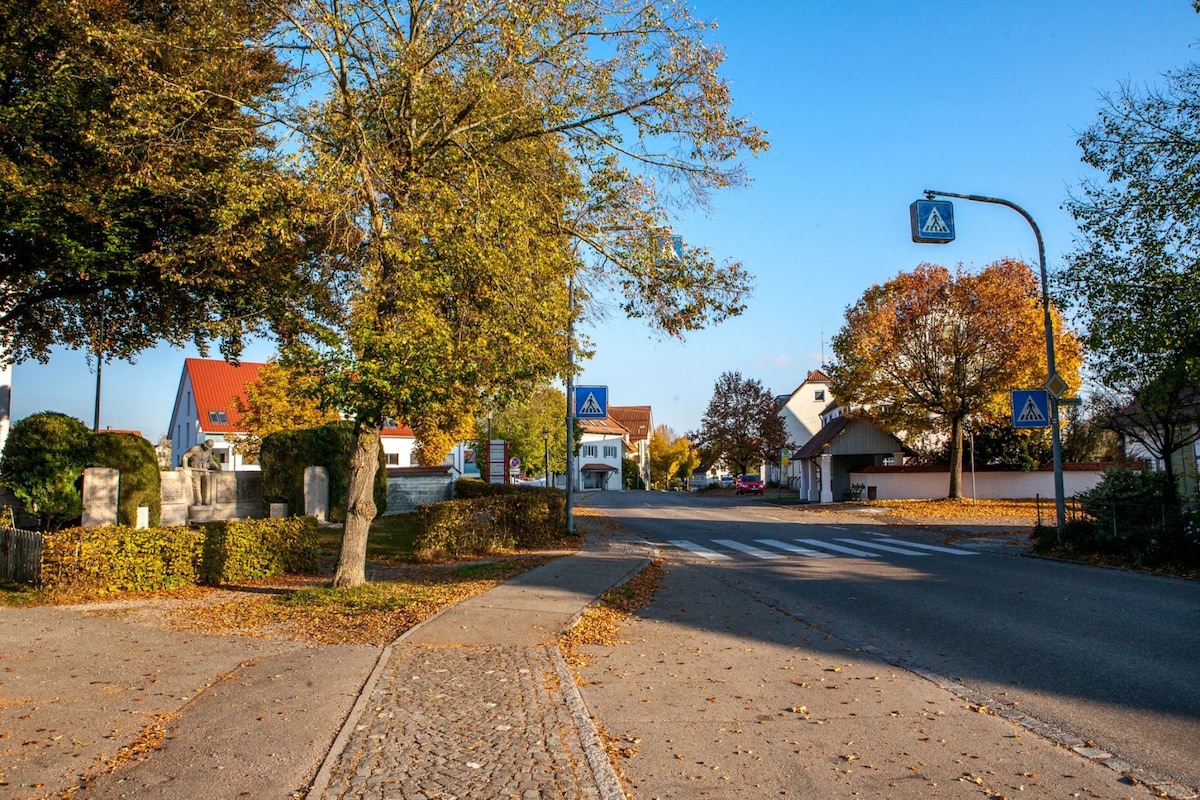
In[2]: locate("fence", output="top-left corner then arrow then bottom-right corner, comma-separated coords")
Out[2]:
1,527 -> 44,586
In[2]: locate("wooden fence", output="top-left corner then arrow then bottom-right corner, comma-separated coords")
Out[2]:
1,527 -> 44,586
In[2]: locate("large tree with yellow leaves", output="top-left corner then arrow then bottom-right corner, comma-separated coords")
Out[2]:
267,0 -> 768,586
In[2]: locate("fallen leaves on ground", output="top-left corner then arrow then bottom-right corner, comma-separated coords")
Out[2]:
162,557 -> 557,646
870,498 -> 1042,523
559,559 -> 664,670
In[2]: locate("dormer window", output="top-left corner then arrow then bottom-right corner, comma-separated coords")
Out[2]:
208,411 -> 228,425
814,390 -> 825,402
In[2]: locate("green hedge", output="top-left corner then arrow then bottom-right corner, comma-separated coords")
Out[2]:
411,488 -> 566,560
40,524 -> 202,594
200,517 -> 321,583
39,517 -> 320,594
90,431 -> 162,527
259,421 -> 388,522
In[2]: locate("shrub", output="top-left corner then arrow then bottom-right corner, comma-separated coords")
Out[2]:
0,412 -> 92,529
89,431 -> 161,527
199,516 -> 321,584
411,488 -> 566,560
40,524 -> 202,594
259,421 -> 387,521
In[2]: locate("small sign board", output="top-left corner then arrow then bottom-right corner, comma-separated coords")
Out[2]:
574,385 -> 609,419
654,233 -> 684,264
910,199 -> 955,244
1011,389 -> 1050,429
1045,372 -> 1070,398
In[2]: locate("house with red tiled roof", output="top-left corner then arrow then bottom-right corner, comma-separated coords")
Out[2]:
608,405 -> 652,489
773,369 -> 835,488
577,415 -> 635,490
167,358 -> 417,472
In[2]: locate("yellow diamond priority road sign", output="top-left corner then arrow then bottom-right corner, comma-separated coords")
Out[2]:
1045,373 -> 1069,399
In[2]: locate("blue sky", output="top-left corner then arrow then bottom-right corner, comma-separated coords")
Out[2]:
11,1 -> 1200,439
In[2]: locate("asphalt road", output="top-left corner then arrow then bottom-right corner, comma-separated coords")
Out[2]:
577,490 -> 1200,797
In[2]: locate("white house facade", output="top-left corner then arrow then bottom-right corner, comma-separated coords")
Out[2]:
577,416 -> 632,490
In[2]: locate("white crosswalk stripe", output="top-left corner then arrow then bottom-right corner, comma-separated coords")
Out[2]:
835,538 -> 930,556
667,539 -> 732,560
660,537 -> 977,562
794,538 -> 881,557
713,539 -> 786,559
754,539 -> 836,558
875,538 -> 979,555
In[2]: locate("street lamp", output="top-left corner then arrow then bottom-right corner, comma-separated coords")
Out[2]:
542,427 -> 550,487
920,189 -> 1066,539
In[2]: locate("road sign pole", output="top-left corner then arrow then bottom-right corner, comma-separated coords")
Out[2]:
565,277 -> 575,536
923,190 -> 1066,540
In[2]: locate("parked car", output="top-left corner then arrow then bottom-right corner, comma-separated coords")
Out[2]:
719,475 -> 735,488
735,474 -> 764,495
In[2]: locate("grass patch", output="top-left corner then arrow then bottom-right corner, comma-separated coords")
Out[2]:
0,581 -> 45,607
316,513 -> 419,562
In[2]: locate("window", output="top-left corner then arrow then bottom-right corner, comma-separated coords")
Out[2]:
208,410 -> 228,425
386,453 -> 400,466
814,390 -> 825,402
211,448 -> 228,466
582,445 -> 598,457
603,445 -> 618,458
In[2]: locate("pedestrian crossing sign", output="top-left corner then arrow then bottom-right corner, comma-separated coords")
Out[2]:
910,199 -> 956,243
574,385 -> 608,419
1011,389 -> 1050,429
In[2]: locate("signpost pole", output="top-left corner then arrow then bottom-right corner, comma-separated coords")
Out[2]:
565,277 -> 576,536
922,190 -> 1066,540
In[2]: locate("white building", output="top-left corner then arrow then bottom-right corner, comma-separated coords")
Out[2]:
577,415 -> 633,490
168,358 -> 416,472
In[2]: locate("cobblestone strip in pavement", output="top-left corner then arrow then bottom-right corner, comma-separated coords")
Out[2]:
317,644 -> 603,800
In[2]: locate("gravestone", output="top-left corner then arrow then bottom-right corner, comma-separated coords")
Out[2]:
269,502 -> 288,518
304,466 -> 330,522
160,471 -> 190,526
135,506 -> 150,529
81,468 -> 119,527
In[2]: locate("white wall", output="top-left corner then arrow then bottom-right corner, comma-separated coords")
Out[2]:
848,468 -> 1106,500
381,435 -> 416,468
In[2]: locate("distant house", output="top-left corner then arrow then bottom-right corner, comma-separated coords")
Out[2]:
167,358 -> 417,472
168,358 -> 264,471
793,408 -> 907,503
577,415 -> 634,490
774,369 -> 835,487
609,405 -> 652,488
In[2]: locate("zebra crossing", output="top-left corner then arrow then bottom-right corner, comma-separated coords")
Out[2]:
663,535 -> 979,562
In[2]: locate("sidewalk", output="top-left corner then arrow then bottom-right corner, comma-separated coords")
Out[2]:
0,534 -> 648,800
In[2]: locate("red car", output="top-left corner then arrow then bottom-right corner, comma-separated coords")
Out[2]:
735,474 -> 764,495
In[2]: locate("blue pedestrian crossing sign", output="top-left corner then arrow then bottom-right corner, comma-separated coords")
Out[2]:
574,385 -> 609,419
1011,389 -> 1050,429
910,199 -> 955,244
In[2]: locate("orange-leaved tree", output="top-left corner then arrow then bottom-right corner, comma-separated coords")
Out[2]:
232,360 -> 340,462
827,259 -> 1083,498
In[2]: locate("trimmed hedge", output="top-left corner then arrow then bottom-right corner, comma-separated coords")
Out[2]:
259,421 -> 388,521
90,431 -> 161,527
200,517 -> 321,583
40,524 -> 202,594
411,488 -> 566,560
38,517 -> 320,594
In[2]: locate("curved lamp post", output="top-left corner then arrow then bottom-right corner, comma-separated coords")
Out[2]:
921,189 -> 1066,539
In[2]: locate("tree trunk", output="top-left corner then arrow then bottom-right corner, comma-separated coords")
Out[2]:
947,416 -> 964,499
331,420 -> 381,588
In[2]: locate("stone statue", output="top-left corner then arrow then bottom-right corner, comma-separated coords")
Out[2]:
179,441 -> 221,506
